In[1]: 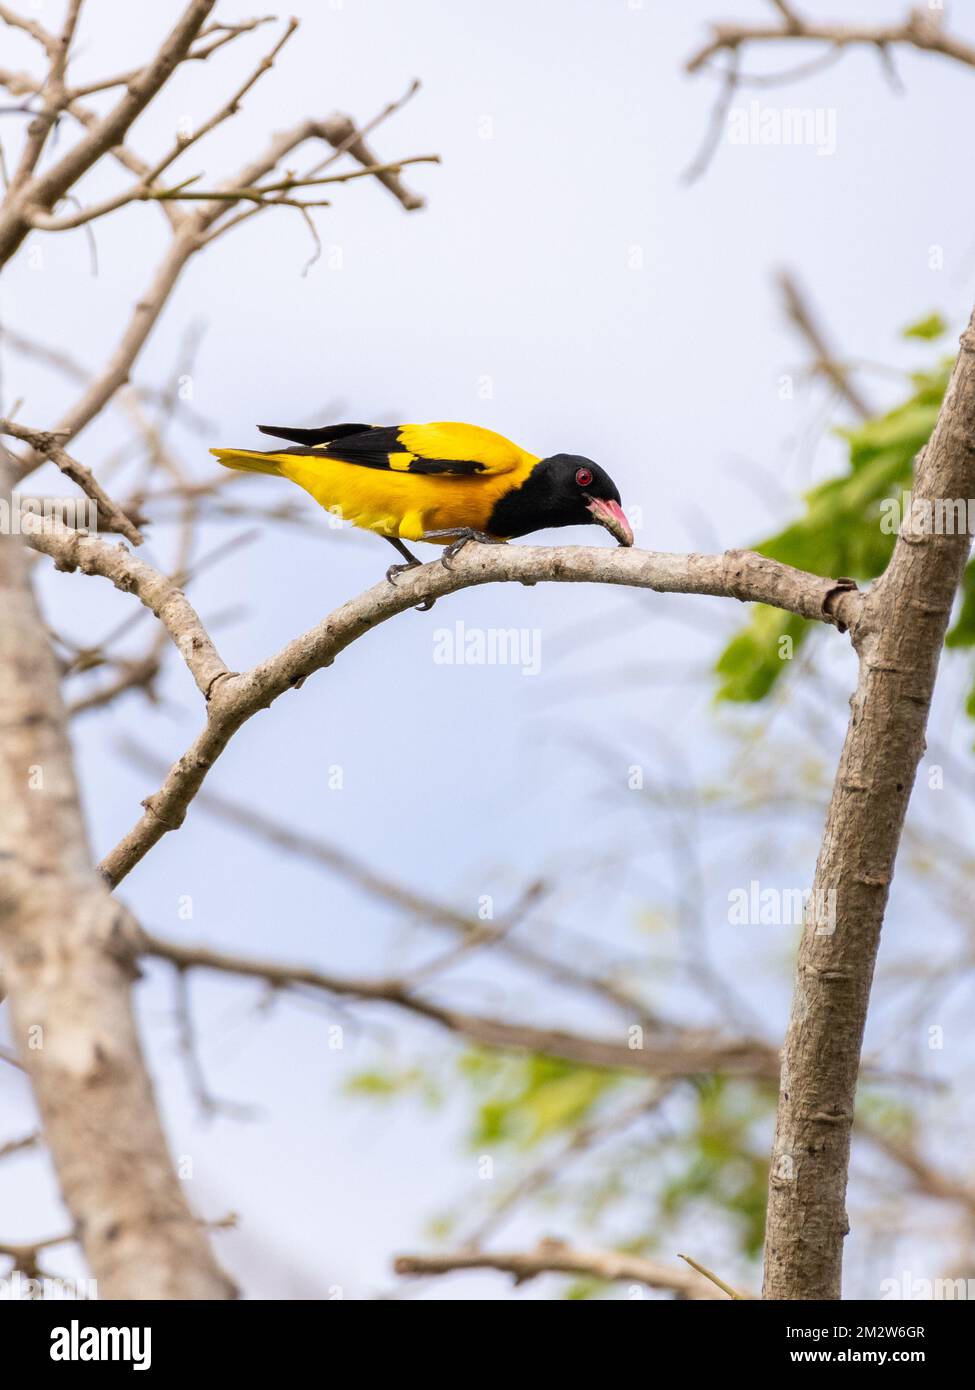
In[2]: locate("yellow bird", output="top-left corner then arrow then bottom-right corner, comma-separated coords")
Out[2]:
211,420 -> 633,582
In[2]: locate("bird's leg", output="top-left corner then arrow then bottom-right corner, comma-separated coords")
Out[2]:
420,529 -> 504,570
383,535 -> 435,612
384,534 -> 422,583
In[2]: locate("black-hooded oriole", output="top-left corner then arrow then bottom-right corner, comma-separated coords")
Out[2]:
212,420 -> 633,579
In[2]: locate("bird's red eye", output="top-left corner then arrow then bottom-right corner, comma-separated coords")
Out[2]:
575,467 -> 593,487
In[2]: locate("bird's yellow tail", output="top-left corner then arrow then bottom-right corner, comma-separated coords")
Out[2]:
210,447 -> 283,477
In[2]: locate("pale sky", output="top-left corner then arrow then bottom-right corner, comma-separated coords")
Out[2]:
2,0 -> 974,1299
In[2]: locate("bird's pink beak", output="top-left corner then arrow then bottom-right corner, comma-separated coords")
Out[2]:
587,497 -> 634,547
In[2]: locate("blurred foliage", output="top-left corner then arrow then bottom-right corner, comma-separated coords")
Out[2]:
855,1087 -> 916,1143
345,1064 -> 441,1106
349,1041 -> 779,1282
902,312 -> 947,341
659,1077 -> 770,1259
345,1002 -> 930,1284
458,1049 -> 618,1147
715,319 -> 974,705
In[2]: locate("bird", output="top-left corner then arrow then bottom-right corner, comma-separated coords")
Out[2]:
211,421 -> 634,585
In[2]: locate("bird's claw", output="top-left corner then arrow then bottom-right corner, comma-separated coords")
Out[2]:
384,558 -> 435,611
386,560 -> 420,585
420,528 -> 501,570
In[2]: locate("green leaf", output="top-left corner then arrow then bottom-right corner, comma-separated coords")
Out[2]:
659,1077 -> 771,1258
946,559 -> 975,648
716,344 -> 954,705
902,312 -> 947,341
460,1050 -> 623,1148
715,608 -> 808,703
345,1069 -> 404,1096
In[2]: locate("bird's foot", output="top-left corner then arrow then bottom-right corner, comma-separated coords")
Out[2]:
421,528 -> 503,570
385,559 -> 421,585
385,560 -> 435,612
383,537 -> 435,612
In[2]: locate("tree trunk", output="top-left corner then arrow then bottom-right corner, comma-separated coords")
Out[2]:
763,315 -> 975,1298
0,454 -> 234,1299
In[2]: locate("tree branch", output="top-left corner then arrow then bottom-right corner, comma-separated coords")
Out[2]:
686,7 -> 975,76
10,92 -> 427,475
777,270 -> 875,420
0,454 -> 234,1299
393,1237 -> 741,1298
67,15 -> 278,99
24,17 -> 303,232
139,927 -> 782,1082
314,111 -> 428,211
0,0 -> 217,266
2,0 -> 82,197
25,525 -> 229,700
51,538 -> 861,888
0,418 -> 144,542
0,3 -> 60,57
763,311 -> 975,1299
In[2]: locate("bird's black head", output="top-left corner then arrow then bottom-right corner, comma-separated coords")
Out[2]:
487,453 -> 634,546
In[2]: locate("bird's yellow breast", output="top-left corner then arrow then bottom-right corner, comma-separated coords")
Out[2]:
213,422 -> 542,542
277,454 -> 530,541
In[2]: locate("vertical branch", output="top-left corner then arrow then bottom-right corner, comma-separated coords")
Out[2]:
763,314 -> 975,1299
0,452 -> 234,1299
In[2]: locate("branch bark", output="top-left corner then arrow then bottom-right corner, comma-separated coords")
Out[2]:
10,98 -> 426,476
140,927 -> 781,1082
29,534 -> 859,888
762,314 -> 975,1299
0,0 -> 217,266
26,525 -> 229,698
0,457 -> 234,1300
777,270 -> 874,420
0,418 -> 144,542
686,7 -> 975,76
0,4 -> 432,1302
394,1238 -> 741,1298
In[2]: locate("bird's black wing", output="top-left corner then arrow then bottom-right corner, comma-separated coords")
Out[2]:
258,422 -> 374,446
257,423 -> 486,476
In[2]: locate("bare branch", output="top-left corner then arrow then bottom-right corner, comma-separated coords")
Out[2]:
316,111 -> 428,211
26,18 -> 306,232
67,639 -> 165,718
777,270 -> 875,419
24,525 -> 230,700
862,1123 -> 975,1219
11,92 -> 427,476
687,7 -> 975,76
67,15 -> 278,99
0,1 -> 218,265
394,1237 -> 743,1298
683,46 -> 740,184
0,454 -> 234,1298
768,0 -> 802,28
139,926 -> 781,1082
461,1086 -> 673,1248
0,4 -> 59,57
0,1130 -> 39,1161
118,746 -> 671,1025
35,152 -> 437,234
0,324 -> 213,432
678,1251 -> 746,1299
68,541 -> 862,888
199,79 -> 427,243
3,0 -> 82,197
0,418 -> 144,542
154,155 -> 439,207
0,1230 -> 75,1281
